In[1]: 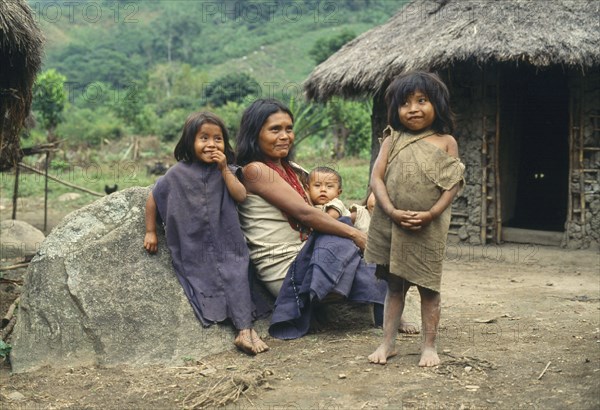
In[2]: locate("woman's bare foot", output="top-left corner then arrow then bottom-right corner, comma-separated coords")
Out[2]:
234,329 -> 257,355
399,319 -> 419,334
368,343 -> 397,365
250,329 -> 269,353
418,346 -> 440,367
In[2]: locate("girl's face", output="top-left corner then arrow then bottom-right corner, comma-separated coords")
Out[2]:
194,123 -> 225,163
398,90 -> 435,132
258,111 -> 294,162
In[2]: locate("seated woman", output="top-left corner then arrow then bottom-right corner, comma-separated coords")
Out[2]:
235,98 -> 386,339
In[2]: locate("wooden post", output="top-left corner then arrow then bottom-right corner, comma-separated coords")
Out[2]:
566,84 -> 574,247
12,164 -> 20,220
494,71 -> 502,243
44,151 -> 49,233
579,77 -> 586,236
480,69 -> 488,244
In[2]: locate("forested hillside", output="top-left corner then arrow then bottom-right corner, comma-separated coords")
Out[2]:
27,0 -> 404,156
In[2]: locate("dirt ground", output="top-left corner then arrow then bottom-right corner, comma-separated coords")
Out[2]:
1,200 -> 599,409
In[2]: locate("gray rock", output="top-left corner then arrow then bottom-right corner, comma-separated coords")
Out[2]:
0,219 -> 45,260
10,187 -> 269,373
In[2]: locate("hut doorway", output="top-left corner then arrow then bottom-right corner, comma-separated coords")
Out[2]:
500,67 -> 569,232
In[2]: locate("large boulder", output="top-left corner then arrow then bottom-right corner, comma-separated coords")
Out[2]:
0,219 -> 45,260
10,187 -> 269,373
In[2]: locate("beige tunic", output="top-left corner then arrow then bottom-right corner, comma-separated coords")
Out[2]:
237,193 -> 305,285
365,127 -> 465,292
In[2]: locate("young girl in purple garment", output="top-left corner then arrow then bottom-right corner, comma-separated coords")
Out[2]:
144,111 -> 268,355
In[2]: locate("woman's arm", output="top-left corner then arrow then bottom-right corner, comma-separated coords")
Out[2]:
144,192 -> 158,254
243,162 -> 366,249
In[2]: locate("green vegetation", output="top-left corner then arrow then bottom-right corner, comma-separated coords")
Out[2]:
24,0 -> 403,155
7,1 -> 402,210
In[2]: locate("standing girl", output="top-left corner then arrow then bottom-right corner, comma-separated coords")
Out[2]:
366,72 -> 465,367
144,111 -> 268,355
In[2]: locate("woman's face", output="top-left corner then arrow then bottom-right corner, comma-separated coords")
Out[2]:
258,111 -> 294,162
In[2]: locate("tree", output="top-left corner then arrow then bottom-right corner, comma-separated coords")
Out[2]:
202,73 -> 260,107
32,69 -> 67,143
309,29 -> 356,65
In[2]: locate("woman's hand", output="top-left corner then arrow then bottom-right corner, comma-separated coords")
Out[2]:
350,229 -> 368,251
144,231 -> 158,254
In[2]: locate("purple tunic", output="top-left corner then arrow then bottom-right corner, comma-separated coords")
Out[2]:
152,161 -> 256,329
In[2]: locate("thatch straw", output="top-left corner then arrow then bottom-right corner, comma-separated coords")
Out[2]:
0,0 -> 44,171
182,371 -> 266,409
304,0 -> 600,101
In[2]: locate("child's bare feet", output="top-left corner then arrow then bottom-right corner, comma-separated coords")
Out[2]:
418,346 -> 440,367
399,319 -> 419,334
368,343 -> 397,365
234,329 -> 257,355
250,329 -> 269,353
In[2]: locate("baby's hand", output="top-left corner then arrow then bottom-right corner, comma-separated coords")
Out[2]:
144,232 -> 158,254
210,151 -> 227,170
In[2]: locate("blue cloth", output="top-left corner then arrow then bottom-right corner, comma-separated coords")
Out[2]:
153,161 -> 268,329
269,217 -> 387,339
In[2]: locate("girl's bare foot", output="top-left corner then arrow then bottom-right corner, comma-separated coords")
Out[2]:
399,319 -> 419,334
250,329 -> 269,353
234,329 -> 257,355
368,343 -> 397,365
418,346 -> 440,367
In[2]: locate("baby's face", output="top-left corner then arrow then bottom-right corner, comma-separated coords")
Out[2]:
309,172 -> 342,205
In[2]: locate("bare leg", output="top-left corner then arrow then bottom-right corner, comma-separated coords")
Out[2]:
417,286 -> 441,367
369,275 -> 410,365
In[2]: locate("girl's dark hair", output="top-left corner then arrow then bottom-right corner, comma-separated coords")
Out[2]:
236,98 -> 295,166
385,71 -> 455,134
173,111 -> 234,163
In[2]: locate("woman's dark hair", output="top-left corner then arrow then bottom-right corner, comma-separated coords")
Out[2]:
385,71 -> 455,134
173,111 -> 234,163
236,98 -> 295,166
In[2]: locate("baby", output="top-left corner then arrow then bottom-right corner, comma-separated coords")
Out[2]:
308,166 -> 374,233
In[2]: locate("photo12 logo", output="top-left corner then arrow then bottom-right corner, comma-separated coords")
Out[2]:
30,1 -> 139,24
200,1 -> 339,24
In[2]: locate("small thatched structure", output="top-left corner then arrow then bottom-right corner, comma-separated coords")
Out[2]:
305,0 -> 600,248
0,0 -> 44,171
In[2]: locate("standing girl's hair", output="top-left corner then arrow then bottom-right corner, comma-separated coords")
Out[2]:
236,98 -> 295,166
385,71 -> 455,134
174,111 -> 235,163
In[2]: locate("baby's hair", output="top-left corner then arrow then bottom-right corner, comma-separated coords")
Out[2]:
385,71 -> 455,134
174,111 -> 235,163
236,98 -> 295,166
310,166 -> 343,189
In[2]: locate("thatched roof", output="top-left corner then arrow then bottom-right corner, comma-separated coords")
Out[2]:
0,0 -> 44,170
305,0 -> 600,101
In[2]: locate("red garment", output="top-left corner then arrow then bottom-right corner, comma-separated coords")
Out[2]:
264,160 -> 311,240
